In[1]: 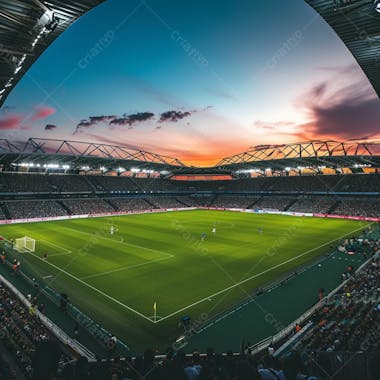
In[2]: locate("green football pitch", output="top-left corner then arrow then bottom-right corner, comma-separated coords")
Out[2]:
0,210 -> 370,351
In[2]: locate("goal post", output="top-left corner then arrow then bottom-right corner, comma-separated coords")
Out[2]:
14,236 -> 36,253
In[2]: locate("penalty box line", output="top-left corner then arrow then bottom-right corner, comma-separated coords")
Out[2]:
155,224 -> 371,323
59,225 -> 174,259
39,239 -> 72,257
80,256 -> 173,280
27,251 -> 155,323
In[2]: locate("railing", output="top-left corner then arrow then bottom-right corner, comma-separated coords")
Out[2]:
42,286 -> 130,356
196,251 -> 331,336
0,240 -> 131,358
0,274 -> 95,360
248,248 -> 380,356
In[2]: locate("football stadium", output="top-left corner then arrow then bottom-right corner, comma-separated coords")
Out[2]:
0,1 -> 380,379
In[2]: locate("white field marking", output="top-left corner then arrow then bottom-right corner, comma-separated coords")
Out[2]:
148,315 -> 163,321
47,252 -> 72,258
155,224 -> 371,323
80,256 -> 173,280
39,239 -> 72,254
26,251 -> 154,323
42,275 -> 53,279
58,225 -> 173,258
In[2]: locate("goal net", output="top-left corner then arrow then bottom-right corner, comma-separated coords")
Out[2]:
14,236 -> 36,253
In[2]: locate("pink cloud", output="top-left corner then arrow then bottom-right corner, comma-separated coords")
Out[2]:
0,115 -> 24,130
31,106 -> 56,121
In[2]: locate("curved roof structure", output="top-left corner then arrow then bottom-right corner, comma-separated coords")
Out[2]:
216,140 -> 380,171
305,0 -> 380,97
0,137 -> 184,171
0,138 -> 379,173
0,0 -> 105,106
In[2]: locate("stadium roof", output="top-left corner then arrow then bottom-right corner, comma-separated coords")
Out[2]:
305,0 -> 380,97
0,0 -> 105,107
215,140 -> 380,172
0,138 -> 379,174
0,138 -> 184,171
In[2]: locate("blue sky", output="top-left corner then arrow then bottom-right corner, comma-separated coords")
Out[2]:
1,0 -> 379,165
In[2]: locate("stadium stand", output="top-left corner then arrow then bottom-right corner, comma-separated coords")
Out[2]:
176,196 -> 203,207
124,178 -> 180,193
108,198 -> 154,212
0,173 -> 93,193
168,174 -> 380,194
62,199 -> 114,215
0,204 -> 7,220
1,173 -> 380,194
0,281 -> 75,379
294,257 -> 380,353
21,174 -> 380,193
287,197 -> 335,214
0,173 -> 379,218
145,196 -> 187,209
212,195 -> 261,209
54,347 -> 323,380
1,173 -> 379,195
49,175 -> 93,193
4,200 -> 67,219
0,173 -> 52,193
89,176 -> 138,192
252,196 -> 296,211
333,199 -> 380,218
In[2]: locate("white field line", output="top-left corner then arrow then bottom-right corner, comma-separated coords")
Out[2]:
39,239 -> 72,254
155,224 -> 370,323
47,252 -> 72,258
26,251 -> 154,323
80,256 -> 173,280
59,225 -> 173,258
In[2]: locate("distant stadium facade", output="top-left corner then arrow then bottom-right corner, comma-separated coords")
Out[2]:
0,137 -> 379,223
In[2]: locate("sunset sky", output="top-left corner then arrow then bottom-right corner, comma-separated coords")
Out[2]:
1,0 -> 380,166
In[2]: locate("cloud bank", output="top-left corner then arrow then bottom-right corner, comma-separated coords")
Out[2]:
74,109 -> 197,134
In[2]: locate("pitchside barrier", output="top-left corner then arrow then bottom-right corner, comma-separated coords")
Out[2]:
0,207 -> 197,225
0,240 -> 131,357
249,250 -> 380,357
194,252 -> 333,337
0,207 -> 378,226
0,274 -> 95,360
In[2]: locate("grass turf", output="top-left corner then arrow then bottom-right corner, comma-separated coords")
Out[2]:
0,210 -> 370,352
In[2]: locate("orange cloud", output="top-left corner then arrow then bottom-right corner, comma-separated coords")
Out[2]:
0,115 -> 23,130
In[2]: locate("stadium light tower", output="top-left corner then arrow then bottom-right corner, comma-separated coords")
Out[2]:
375,0 -> 380,13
